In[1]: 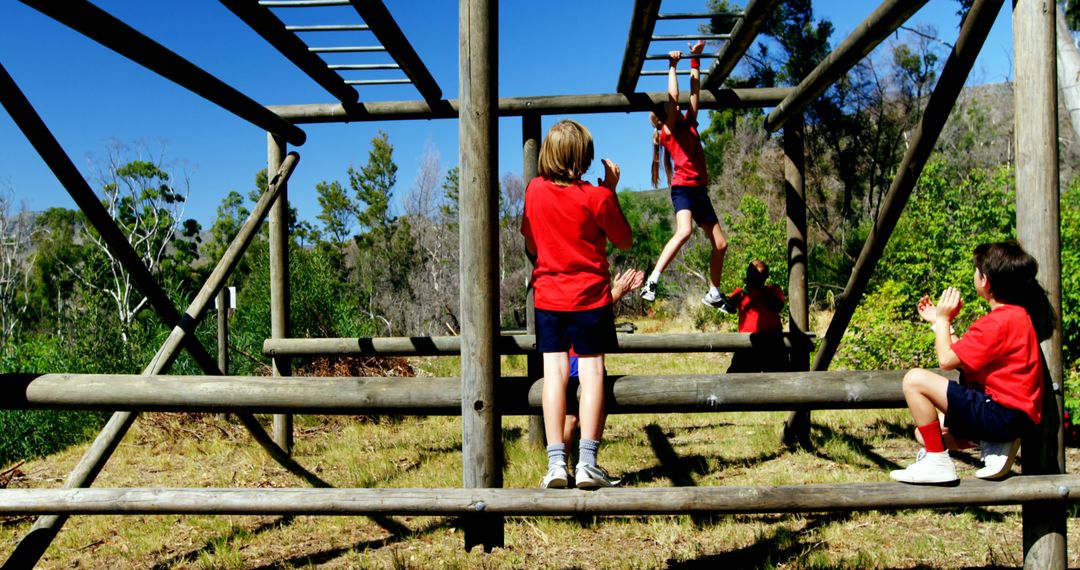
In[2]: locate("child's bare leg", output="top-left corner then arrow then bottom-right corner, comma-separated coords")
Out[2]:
902,368 -> 951,425
563,415 -> 578,447
650,210 -> 694,276
542,352 -> 570,446
700,221 -> 728,289
576,354 -> 605,441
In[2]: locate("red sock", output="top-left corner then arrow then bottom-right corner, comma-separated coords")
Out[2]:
917,422 -> 946,453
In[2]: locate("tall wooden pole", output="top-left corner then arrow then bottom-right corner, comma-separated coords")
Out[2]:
269,134 -> 293,455
1014,1 -> 1066,567
782,115 -> 812,449
522,112 -> 545,448
459,0 -> 503,551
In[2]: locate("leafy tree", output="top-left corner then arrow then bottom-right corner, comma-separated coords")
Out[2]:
440,166 -> 461,227
350,131 -> 398,248
315,180 -> 355,247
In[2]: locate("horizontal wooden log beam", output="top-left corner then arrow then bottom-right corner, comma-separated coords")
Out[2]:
0,475 -> 1075,516
268,88 -> 793,123
0,369 -> 940,415
262,332 -> 816,357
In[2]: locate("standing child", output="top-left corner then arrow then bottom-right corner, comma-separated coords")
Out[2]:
890,241 -> 1055,484
521,120 -> 633,489
640,40 -> 729,309
725,260 -> 789,373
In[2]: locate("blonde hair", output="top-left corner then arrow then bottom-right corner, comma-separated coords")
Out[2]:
538,120 -> 594,185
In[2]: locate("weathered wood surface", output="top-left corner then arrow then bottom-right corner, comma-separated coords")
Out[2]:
1,475 -> 1075,516
2,369 -> 940,415
701,0 -> 782,90
1014,0 -> 1066,567
616,0 -> 662,93
263,332 -> 815,357
267,88 -> 793,123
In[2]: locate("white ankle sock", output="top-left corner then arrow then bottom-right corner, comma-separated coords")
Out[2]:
648,271 -> 661,284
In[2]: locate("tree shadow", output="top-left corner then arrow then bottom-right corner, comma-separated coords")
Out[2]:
666,512 -> 854,569
151,516 -> 296,569
245,517 -> 455,570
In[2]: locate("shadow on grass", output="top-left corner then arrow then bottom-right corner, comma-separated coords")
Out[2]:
151,516 -> 297,569
666,512 -> 854,569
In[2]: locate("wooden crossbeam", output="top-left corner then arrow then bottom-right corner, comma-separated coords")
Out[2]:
1,476 -> 1076,516
17,0 -> 306,146
700,0 -> 783,91
0,369 -> 934,415
262,332 -> 815,357
617,0 -> 662,94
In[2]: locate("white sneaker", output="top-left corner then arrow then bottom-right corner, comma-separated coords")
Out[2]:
976,439 -> 1021,480
640,281 -> 658,302
541,462 -> 569,489
890,450 -> 958,484
575,463 -> 620,489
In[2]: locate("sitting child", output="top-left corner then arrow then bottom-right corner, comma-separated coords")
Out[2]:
890,241 -> 1055,484
724,260 -> 788,373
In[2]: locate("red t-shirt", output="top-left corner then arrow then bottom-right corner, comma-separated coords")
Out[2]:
520,177 -> 632,311
729,285 -> 784,333
951,303 -> 1044,424
659,112 -> 708,187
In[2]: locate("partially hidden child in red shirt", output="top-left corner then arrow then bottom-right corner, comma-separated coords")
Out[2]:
724,260 -> 789,373
521,119 -> 633,490
890,241 -> 1055,484
639,40 -> 729,309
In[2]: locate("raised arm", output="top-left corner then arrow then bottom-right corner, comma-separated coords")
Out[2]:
665,50 -> 681,131
687,40 -> 704,123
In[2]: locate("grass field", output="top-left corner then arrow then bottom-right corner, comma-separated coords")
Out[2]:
1,316 -> 1077,568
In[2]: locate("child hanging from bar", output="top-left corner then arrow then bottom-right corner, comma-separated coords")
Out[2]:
724,260 -> 789,373
640,40 -> 729,309
521,119 -> 633,489
890,240 -> 1055,484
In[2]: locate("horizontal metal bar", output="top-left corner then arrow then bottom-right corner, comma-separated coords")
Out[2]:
344,79 -> 412,85
268,87 -> 794,123
260,0 -> 350,6
657,11 -> 743,20
640,70 -> 709,76
2,368 -> 919,416
651,34 -> 731,41
326,63 -> 400,70
309,45 -> 386,53
285,24 -> 370,32
644,53 -> 719,59
1,476 -> 1076,516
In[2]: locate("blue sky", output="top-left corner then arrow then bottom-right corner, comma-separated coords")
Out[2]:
0,0 -> 1014,228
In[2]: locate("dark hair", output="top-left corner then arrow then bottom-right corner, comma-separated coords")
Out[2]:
973,240 -> 1056,341
745,260 -> 768,289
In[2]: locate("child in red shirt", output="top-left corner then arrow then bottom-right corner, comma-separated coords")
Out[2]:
890,241 -> 1055,484
521,119 -> 633,489
639,40 -> 729,309
725,260 -> 788,373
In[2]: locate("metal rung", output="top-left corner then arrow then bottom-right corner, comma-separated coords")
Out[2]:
652,34 -> 732,41
286,24 -> 370,32
328,63 -> 401,70
309,46 -> 387,53
345,79 -> 413,85
644,53 -> 720,60
259,0 -> 350,6
656,11 -> 744,20
639,70 -> 708,77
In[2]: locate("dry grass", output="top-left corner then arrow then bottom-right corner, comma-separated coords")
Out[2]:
2,317 -> 1078,568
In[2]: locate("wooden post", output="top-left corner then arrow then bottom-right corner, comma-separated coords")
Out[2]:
782,115 -> 812,449
522,112 -> 545,449
217,288 -> 230,376
269,134 -> 293,455
1014,0 -> 1066,567
459,0 -> 503,551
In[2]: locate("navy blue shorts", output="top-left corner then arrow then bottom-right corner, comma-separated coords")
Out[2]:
535,305 -> 616,355
943,381 -> 1034,442
671,185 -> 718,225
